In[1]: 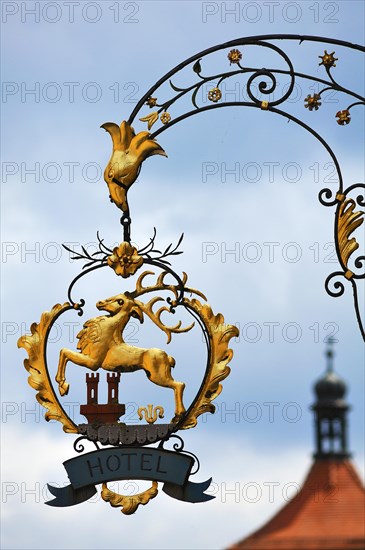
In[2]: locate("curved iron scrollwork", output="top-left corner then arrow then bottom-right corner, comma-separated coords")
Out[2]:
158,434 -> 200,475
64,230 -> 187,310
73,435 -> 100,453
124,35 -> 364,340
326,183 -> 365,339
129,35 -> 364,130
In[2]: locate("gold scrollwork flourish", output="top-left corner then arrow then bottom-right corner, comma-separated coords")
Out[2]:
101,481 -> 158,515
17,303 -> 78,434
180,299 -> 239,430
138,404 -> 165,424
338,198 -> 364,270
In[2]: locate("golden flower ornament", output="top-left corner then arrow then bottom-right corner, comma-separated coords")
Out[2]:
304,93 -> 322,111
101,120 -> 167,212
318,50 -> 338,68
146,96 -> 157,108
107,242 -> 144,278
336,109 -> 351,125
208,87 -> 222,103
160,112 -> 171,124
228,49 -> 242,65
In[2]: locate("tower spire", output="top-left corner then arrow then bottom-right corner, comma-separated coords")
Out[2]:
312,339 -> 350,459
325,335 -> 335,373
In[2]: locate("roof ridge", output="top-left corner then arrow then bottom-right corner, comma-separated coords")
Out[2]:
343,460 -> 365,490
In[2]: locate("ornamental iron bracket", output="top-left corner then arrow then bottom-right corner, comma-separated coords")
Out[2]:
18,34 -> 365,518
100,34 -> 364,339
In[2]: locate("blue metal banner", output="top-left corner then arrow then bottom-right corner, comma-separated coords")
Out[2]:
46,447 -> 214,506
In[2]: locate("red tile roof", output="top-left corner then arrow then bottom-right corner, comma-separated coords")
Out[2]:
229,459 -> 365,550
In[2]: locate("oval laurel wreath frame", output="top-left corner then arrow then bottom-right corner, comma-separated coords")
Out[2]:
17,261 -> 239,439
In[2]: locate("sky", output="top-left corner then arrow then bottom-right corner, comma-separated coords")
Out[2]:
1,1 -> 365,549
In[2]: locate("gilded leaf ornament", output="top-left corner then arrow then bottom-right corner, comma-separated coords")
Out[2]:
180,299 -> 239,430
101,481 -> 158,515
139,111 -> 159,130
17,303 -> 78,434
338,198 -> 364,269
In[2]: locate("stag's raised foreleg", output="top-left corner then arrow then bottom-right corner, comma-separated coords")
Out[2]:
56,348 -> 99,396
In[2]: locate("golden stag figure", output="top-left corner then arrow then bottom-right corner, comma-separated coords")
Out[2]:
56,276 -> 195,422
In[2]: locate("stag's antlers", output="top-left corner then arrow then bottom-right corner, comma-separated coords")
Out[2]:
128,270 -> 206,343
